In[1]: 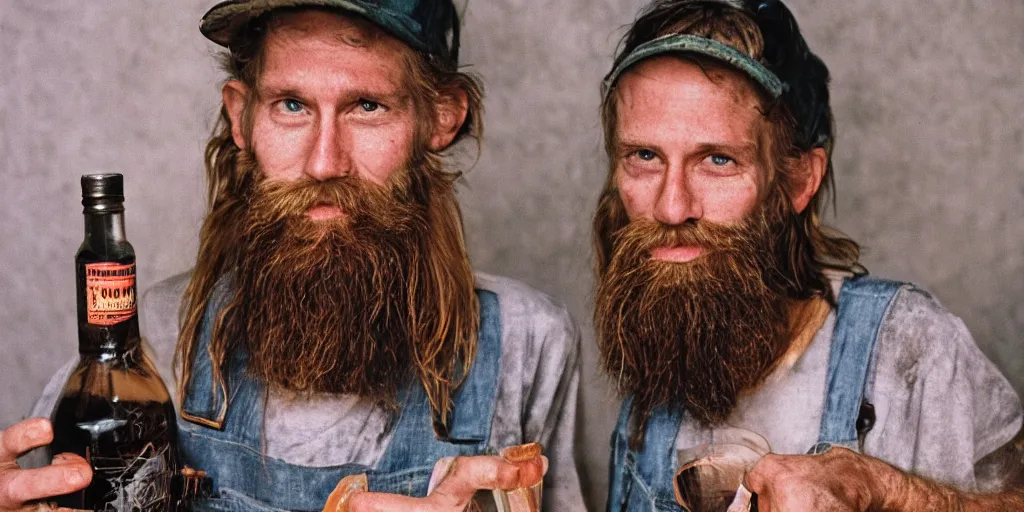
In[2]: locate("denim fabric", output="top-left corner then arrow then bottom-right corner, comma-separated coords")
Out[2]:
607,397 -> 683,512
816,276 -> 904,448
177,282 -> 503,511
605,275 -> 906,512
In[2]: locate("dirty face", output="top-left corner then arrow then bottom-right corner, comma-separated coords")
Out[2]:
612,56 -> 767,263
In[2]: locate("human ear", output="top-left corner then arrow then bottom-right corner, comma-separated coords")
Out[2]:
790,147 -> 827,213
222,80 -> 250,150
428,88 -> 469,151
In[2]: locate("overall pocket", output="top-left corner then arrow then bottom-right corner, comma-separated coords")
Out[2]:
193,488 -> 292,512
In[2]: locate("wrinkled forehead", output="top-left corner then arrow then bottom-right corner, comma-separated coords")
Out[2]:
613,55 -> 766,123
252,9 -> 416,96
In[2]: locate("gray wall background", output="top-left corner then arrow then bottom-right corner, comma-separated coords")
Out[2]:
2,1 -> 1021,509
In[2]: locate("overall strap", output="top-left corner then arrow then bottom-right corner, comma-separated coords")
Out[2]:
180,285 -> 503,503
632,404 -> 685,500
180,275 -> 265,447
608,396 -> 685,511
606,397 -> 634,512
375,289 -> 503,472
815,275 -> 905,449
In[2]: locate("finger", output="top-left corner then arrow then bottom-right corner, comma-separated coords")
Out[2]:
0,463 -> 92,508
428,457 -> 457,495
347,491 -> 433,512
430,456 -> 545,509
499,443 -> 542,462
0,418 -> 53,463
743,453 -> 784,496
743,459 -> 765,494
743,456 -> 782,512
323,474 -> 367,512
51,453 -> 89,467
512,456 -> 545,488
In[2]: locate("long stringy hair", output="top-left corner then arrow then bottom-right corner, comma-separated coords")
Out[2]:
595,0 -> 862,305
175,8 -> 485,429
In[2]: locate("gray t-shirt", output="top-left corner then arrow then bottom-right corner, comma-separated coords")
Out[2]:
673,274 -> 1023,491
33,271 -> 586,511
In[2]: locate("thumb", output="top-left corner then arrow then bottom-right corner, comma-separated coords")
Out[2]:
429,456 -> 527,509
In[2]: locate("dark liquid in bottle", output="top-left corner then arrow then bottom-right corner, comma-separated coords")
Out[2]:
51,174 -> 181,510
51,393 -> 178,510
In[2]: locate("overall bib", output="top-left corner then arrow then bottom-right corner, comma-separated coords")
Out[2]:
177,280 -> 503,511
606,276 -> 906,511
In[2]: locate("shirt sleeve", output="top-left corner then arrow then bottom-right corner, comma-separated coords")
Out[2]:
928,322 -> 1022,489
525,311 -> 584,511
481,273 -> 587,510
867,286 -> 1023,491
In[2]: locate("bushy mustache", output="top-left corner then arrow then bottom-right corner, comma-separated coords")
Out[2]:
247,174 -> 419,235
612,216 -> 762,258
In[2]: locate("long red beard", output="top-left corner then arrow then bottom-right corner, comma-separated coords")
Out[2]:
223,166 -> 427,404
595,201 -> 792,431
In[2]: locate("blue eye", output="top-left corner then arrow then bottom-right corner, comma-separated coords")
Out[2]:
710,154 -> 733,165
282,99 -> 304,113
636,149 -> 657,161
359,100 -> 380,112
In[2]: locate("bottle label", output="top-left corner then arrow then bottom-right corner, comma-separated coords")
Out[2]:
85,263 -> 137,326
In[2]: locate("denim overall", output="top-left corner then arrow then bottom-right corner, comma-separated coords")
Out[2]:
176,282 -> 503,511
606,276 -> 906,511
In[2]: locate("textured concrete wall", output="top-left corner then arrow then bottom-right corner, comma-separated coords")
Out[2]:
2,1 -> 1021,509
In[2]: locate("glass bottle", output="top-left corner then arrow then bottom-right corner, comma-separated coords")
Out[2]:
49,173 -> 180,510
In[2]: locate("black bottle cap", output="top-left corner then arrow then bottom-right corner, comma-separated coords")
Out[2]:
81,173 -> 125,213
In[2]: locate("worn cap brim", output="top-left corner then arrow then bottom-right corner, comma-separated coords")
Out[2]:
602,34 -> 785,100
200,0 -> 429,53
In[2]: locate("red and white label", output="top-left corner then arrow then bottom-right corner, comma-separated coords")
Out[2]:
86,262 -> 137,326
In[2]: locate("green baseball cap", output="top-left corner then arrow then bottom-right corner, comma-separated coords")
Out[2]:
200,0 -> 461,69
604,0 -> 835,152
603,33 -> 785,100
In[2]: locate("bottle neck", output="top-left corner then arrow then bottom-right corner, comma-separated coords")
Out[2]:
78,320 -> 142,357
77,207 -> 140,356
83,210 -> 126,254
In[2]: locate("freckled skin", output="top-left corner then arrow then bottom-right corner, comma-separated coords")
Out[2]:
227,11 -> 418,187
613,56 -> 768,229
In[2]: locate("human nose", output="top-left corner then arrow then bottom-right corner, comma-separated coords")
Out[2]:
653,168 -> 702,225
304,115 -> 351,181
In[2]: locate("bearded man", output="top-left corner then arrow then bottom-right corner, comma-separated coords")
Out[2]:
595,1 -> 1023,510
0,1 -> 584,510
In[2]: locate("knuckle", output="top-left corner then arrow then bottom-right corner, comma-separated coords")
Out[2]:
745,470 -> 769,492
479,460 -> 502,485
0,430 -> 12,458
3,474 -> 29,504
755,453 -> 784,473
346,492 -> 369,511
497,463 -> 520,488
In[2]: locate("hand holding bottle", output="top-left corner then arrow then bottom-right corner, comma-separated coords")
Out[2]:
0,418 -> 91,510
